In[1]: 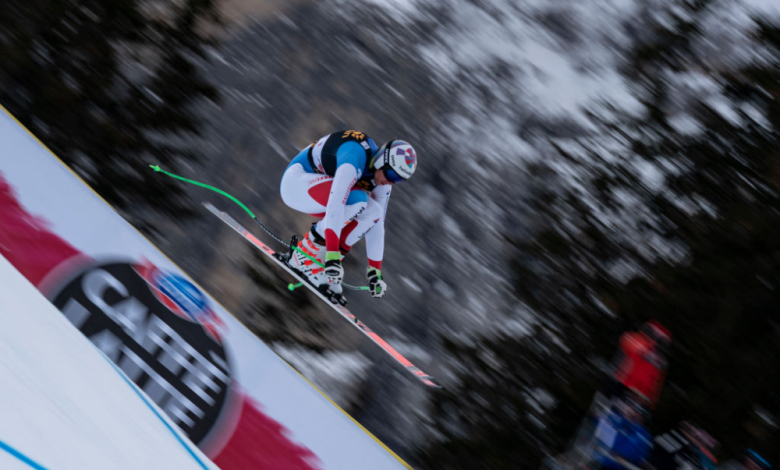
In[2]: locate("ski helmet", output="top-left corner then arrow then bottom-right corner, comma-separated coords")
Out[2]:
373,140 -> 417,183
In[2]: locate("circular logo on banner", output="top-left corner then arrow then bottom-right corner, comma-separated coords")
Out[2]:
50,259 -> 232,445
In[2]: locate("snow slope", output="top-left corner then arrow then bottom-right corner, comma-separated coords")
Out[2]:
0,254 -> 220,470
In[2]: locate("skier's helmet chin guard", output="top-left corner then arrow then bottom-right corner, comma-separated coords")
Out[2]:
373,140 -> 417,183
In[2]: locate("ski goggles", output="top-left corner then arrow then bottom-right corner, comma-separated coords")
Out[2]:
383,167 -> 405,184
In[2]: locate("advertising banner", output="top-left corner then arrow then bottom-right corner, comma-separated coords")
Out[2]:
0,254 -> 220,470
0,107 -> 410,470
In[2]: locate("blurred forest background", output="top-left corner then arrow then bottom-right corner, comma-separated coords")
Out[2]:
2,0 -> 780,468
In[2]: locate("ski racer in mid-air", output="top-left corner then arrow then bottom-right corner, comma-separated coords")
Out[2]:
280,130 -> 417,302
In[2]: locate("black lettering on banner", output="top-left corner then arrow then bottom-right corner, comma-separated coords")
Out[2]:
51,261 -> 232,445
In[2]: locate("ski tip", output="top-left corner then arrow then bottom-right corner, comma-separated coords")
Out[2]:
149,164 -> 162,172
426,380 -> 444,389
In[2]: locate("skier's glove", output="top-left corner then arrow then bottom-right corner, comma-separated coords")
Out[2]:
367,268 -> 387,298
324,255 -> 344,286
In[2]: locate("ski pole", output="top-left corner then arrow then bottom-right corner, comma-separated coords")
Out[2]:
149,165 -> 369,291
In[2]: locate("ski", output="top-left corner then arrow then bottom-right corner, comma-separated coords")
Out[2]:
204,202 -> 442,389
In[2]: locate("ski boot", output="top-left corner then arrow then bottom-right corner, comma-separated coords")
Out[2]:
285,228 -> 346,305
286,228 -> 328,285
329,281 -> 347,306
327,247 -> 351,306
